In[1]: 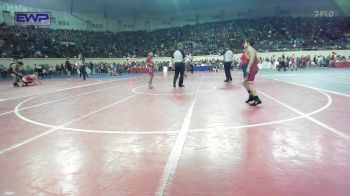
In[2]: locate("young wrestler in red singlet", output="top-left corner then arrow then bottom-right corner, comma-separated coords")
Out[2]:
146,52 -> 154,89
242,38 -> 262,106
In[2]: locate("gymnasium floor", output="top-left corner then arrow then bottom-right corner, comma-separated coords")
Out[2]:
0,68 -> 349,196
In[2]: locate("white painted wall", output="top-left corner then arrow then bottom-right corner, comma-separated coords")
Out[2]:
1,50 -> 349,68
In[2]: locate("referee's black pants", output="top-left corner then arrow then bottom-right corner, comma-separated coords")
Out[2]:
173,62 -> 185,86
80,66 -> 88,80
278,62 -> 287,71
224,61 -> 232,81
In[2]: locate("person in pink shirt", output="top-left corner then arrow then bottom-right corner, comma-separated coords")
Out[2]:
240,50 -> 248,78
290,54 -> 297,71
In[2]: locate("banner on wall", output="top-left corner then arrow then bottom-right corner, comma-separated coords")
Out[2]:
60,41 -> 76,46
15,12 -> 51,26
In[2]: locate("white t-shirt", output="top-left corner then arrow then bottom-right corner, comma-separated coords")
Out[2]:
224,50 -> 233,62
173,50 -> 185,63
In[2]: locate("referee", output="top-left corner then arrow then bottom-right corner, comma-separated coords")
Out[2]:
172,43 -> 186,88
224,46 -> 233,82
278,54 -> 287,71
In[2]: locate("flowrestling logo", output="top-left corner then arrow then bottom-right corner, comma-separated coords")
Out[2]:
15,12 -> 51,25
314,10 -> 334,17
